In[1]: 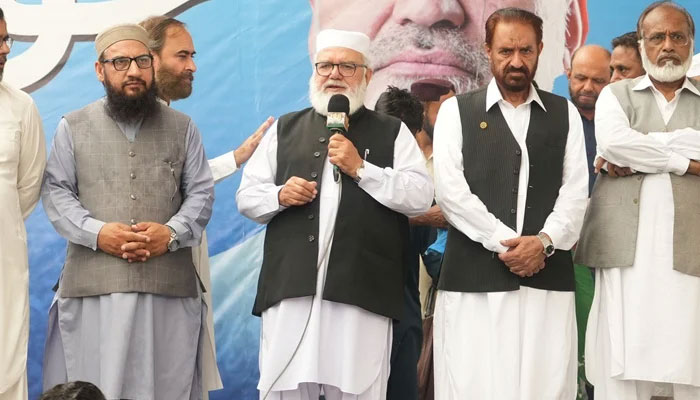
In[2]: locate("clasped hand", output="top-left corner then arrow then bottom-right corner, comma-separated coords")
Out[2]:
499,236 -> 546,277
97,222 -> 171,263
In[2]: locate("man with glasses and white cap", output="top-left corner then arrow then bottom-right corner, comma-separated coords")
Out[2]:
0,6 -> 47,400
41,23 -> 214,400
237,28 -> 432,400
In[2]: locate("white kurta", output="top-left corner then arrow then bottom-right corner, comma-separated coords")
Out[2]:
432,79 -> 589,400
191,151 -> 239,398
587,76 -> 700,399
0,81 -> 46,400
237,117 -> 432,398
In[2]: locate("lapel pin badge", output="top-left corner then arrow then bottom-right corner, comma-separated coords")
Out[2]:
480,121 -> 488,130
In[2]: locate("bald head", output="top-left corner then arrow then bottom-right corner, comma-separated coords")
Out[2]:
568,45 -> 612,119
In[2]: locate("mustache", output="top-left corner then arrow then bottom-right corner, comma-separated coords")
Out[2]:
322,80 -> 349,90
506,66 -> 529,74
122,78 -> 147,89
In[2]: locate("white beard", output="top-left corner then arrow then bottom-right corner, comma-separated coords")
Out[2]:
641,40 -> 693,83
309,74 -> 368,116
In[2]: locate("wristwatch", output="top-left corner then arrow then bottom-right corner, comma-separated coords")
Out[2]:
166,225 -> 179,252
353,161 -> 365,183
537,232 -> 555,257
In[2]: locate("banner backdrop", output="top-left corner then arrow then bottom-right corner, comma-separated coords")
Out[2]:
2,1 -> 697,399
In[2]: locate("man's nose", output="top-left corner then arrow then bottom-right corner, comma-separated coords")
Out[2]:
391,0 -> 466,29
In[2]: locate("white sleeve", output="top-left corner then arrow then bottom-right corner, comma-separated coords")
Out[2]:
541,101 -> 590,250
236,120 -> 285,224
208,151 -> 238,183
433,97 -> 518,254
357,122 -> 433,217
595,86 -> 689,175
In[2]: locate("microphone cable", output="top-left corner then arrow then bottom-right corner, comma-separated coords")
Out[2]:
261,171 -> 343,400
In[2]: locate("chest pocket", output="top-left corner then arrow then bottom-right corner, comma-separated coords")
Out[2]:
0,120 -> 20,165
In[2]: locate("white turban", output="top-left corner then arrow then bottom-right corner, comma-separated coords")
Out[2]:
315,29 -> 370,57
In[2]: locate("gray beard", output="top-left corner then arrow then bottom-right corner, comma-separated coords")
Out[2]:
641,40 -> 693,83
308,75 -> 367,116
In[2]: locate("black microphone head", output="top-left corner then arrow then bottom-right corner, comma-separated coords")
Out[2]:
328,94 -> 350,114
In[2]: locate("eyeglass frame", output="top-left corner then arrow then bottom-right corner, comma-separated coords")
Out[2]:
642,31 -> 692,46
101,54 -> 154,71
314,62 -> 367,77
0,36 -> 13,50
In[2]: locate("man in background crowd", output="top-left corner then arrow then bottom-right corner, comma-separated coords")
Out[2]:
139,15 -> 274,398
610,31 -> 646,83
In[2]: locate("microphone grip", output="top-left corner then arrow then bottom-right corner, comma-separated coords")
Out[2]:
329,128 -> 345,183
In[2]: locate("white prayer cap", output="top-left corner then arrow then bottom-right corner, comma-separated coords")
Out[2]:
315,29 -> 370,58
688,53 -> 700,78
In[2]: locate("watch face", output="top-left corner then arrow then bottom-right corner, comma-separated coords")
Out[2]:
545,245 -> 555,255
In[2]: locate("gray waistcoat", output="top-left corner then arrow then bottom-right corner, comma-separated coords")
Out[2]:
60,100 -> 198,298
575,77 -> 700,277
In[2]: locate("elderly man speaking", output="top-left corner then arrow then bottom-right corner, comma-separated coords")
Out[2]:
237,29 -> 433,400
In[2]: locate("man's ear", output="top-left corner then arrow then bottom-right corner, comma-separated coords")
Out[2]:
365,67 -> 373,84
564,0 -> 588,70
95,61 -> 105,83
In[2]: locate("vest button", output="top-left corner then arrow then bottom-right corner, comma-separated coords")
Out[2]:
311,171 -> 318,179
319,137 -> 327,143
130,172 -> 136,179
130,194 -> 137,200
308,235 -> 315,242
128,151 -> 136,157
130,218 -> 136,225
513,169 -> 519,175
510,208 -> 516,214
633,198 -> 639,204
308,214 -> 314,220
637,176 -> 642,181
516,149 -> 522,155
512,188 -> 518,194
314,151 -> 321,158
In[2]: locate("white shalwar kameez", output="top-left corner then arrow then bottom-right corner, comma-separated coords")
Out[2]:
237,119 -> 432,400
586,76 -> 700,400
432,79 -> 589,400
0,81 -> 46,400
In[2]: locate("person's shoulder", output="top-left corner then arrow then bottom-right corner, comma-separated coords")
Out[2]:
0,81 -> 34,110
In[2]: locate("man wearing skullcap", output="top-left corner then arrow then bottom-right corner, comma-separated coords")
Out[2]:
41,23 -> 214,400
237,29 -> 432,400
0,6 -> 47,400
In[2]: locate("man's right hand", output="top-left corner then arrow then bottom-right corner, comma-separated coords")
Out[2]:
97,222 -> 150,262
278,176 -> 318,207
594,157 -> 633,177
687,160 -> 700,176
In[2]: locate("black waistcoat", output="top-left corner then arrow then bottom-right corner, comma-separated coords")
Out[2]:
253,107 -> 409,319
438,87 -> 575,293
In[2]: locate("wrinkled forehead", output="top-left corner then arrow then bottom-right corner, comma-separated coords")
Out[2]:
642,6 -> 693,35
315,47 -> 365,63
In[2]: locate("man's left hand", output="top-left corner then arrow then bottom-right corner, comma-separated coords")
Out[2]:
233,116 -> 275,167
328,133 -> 363,178
499,236 -> 546,277
131,222 -> 172,258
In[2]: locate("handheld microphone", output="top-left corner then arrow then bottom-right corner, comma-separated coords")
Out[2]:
326,94 -> 350,183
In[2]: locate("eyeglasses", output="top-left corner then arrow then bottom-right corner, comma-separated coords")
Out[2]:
1,36 -> 13,49
315,62 -> 367,77
102,54 -> 153,71
644,32 -> 690,46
